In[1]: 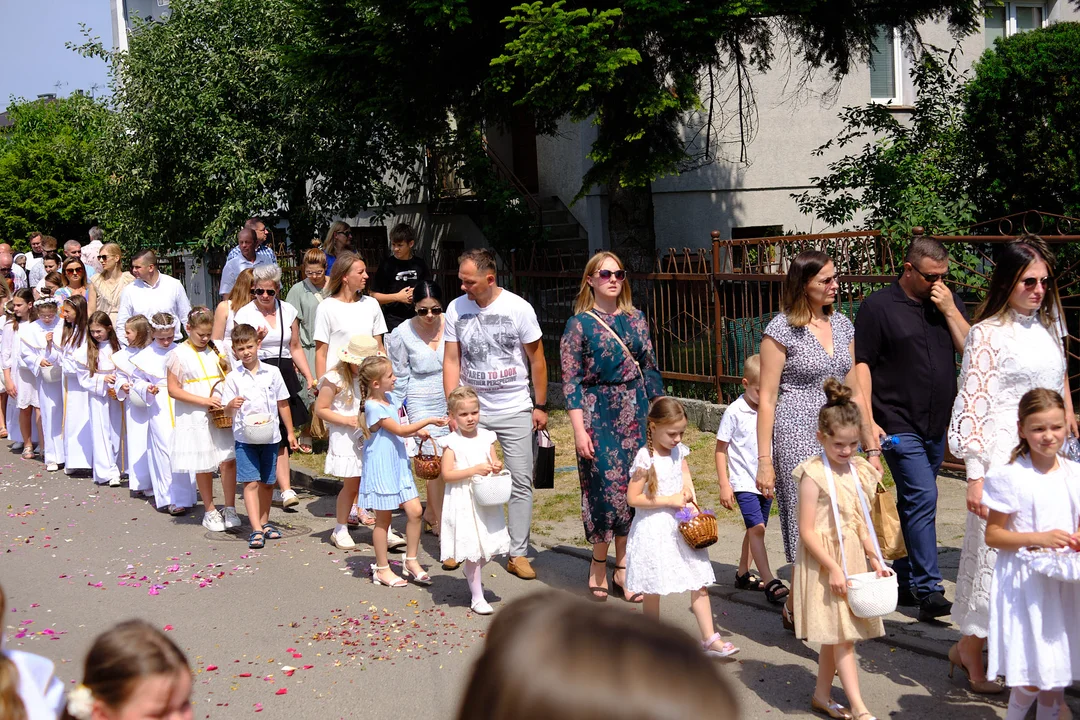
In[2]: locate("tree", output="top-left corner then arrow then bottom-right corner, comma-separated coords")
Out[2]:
81,0 -> 412,251
965,22 -> 1080,219
793,48 -> 978,246
0,93 -> 109,246
292,0 -> 984,269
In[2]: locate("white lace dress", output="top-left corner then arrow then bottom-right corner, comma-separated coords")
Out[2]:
948,310 -> 1066,637
625,444 -> 716,595
437,429 -> 510,563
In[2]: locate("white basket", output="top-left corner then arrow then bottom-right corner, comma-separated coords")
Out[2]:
845,570 -> 899,618
40,364 -> 61,383
471,470 -> 512,507
127,389 -> 147,408
1018,548 -> 1080,583
243,413 -> 276,444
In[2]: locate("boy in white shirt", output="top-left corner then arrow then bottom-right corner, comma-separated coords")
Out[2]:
221,323 -> 297,549
715,354 -> 788,605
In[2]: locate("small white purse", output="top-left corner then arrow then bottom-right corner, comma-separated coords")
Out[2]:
471,470 -> 513,507
822,455 -> 898,619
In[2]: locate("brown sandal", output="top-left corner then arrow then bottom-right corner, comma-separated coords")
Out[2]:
612,565 -> 644,603
588,556 -> 609,602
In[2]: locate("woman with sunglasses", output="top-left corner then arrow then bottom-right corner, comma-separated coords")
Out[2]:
323,221 -> 353,274
235,264 -> 316,504
947,235 -> 1074,694
560,252 -> 662,603
87,243 -> 135,327
387,280 -> 450,535
57,257 -> 90,302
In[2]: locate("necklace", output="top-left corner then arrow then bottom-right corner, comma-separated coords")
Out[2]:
413,318 -> 443,348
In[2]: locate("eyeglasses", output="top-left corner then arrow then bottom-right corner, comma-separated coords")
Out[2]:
594,269 -> 626,281
65,268 -> 84,275
304,270 -> 325,277
1021,276 -> 1051,290
334,230 -> 353,237
253,288 -> 277,297
416,307 -> 443,317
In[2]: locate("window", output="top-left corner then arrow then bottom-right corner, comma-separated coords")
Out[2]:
985,3 -> 1046,48
870,28 -> 903,104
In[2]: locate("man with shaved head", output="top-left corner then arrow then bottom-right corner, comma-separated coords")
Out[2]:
0,243 -> 28,290
219,225 -> 274,296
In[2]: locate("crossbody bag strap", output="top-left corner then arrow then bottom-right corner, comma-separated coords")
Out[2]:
586,310 -> 643,381
277,299 -> 284,362
821,454 -> 886,579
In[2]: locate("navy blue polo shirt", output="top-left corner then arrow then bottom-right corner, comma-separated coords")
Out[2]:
854,281 -> 969,439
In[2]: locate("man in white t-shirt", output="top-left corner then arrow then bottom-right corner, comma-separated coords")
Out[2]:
443,248 -> 547,580
715,354 -> 786,604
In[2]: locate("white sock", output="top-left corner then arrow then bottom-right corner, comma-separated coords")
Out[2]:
334,523 -> 347,534
1007,687 -> 1039,720
1036,690 -> 1065,720
465,560 -> 485,604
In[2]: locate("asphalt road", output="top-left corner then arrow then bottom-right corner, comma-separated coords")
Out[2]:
2,452 -> 1073,719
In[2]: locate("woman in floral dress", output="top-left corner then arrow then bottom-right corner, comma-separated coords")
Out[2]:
561,252 -> 662,603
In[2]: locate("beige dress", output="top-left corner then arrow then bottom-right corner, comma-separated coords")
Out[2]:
792,455 -> 886,645
91,271 -> 136,327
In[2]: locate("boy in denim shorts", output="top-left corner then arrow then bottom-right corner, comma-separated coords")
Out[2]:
221,324 -> 297,548
715,355 -> 789,605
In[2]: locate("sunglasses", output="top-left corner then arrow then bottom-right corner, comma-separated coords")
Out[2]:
1021,276 -> 1051,290
909,265 -> 944,283
97,255 -> 113,262
416,307 -> 443,316
594,269 -> 626,281
65,268 -> 84,275
253,288 -> 277,297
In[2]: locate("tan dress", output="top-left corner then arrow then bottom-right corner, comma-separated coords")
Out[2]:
91,271 -> 136,327
792,455 -> 886,645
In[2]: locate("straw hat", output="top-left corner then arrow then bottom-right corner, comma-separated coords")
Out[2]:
338,335 -> 380,364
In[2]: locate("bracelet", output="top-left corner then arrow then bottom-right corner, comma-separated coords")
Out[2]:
866,449 -> 882,457
757,454 -> 771,459
533,403 -> 548,412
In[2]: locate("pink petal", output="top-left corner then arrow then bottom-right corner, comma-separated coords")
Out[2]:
275,688 -> 287,696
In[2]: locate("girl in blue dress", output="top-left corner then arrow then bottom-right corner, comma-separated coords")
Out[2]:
356,355 -> 448,588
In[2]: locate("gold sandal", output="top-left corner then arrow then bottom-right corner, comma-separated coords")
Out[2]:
811,696 -> 852,719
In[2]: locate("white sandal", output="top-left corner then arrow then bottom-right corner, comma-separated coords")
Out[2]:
702,632 -> 740,658
400,555 -> 433,586
370,564 -> 407,588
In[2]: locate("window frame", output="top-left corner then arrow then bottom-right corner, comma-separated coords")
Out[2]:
985,2 -> 1047,47
870,27 -> 904,105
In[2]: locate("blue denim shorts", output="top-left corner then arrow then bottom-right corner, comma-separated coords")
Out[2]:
235,441 -> 278,484
735,491 -> 772,529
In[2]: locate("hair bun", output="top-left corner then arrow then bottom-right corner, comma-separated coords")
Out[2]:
310,238 -> 322,248
822,378 -> 852,407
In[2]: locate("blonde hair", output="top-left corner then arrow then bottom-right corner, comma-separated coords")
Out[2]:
817,378 -> 861,437
355,356 -> 392,440
123,314 -> 151,349
227,268 -> 255,313
742,354 -> 761,384
448,386 -> 480,415
644,397 -> 688,497
1010,388 -> 1067,464
327,358 -> 360,406
324,252 -> 366,299
572,251 -> 634,315
186,306 -> 230,376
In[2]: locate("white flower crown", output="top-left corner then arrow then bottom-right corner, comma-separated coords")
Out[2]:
33,297 -> 59,307
148,318 -> 175,331
67,684 -> 94,720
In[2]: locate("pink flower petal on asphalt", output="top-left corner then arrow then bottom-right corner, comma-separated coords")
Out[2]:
275,688 -> 287,696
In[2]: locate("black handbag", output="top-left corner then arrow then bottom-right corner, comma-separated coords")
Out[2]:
533,429 -> 555,489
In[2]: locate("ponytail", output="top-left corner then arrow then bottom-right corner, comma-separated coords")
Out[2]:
643,397 -> 689,497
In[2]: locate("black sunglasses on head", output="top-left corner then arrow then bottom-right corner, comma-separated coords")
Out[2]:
416,307 -> 443,316
253,288 -> 277,297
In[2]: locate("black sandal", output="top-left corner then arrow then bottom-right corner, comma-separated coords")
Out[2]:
763,578 -> 790,605
735,570 -> 764,590
612,564 -> 644,604
248,531 -> 265,549
588,555 -> 609,602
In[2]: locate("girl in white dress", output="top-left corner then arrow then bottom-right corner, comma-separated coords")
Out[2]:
948,237 -> 1069,692
21,296 -> 64,471
132,313 -> 188,513
2,296 -> 29,450
166,307 -> 238,533
0,285 -> 10,440
113,315 -> 151,497
59,295 -> 93,475
626,397 -> 738,658
438,386 -> 510,615
78,312 -> 124,487
6,291 -> 40,456
983,389 -> 1080,720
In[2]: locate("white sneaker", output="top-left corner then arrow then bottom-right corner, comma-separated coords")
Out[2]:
387,527 -> 408,551
280,489 -> 299,508
272,489 -> 283,507
222,506 -> 241,529
330,527 -> 356,549
202,509 -> 226,532
470,598 -> 494,615
45,463 -> 59,472
108,475 -> 122,487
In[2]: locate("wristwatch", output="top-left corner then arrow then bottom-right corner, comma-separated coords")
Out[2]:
533,403 -> 548,412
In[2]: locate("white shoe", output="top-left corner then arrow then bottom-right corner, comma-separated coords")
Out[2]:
108,475 -> 122,487
330,527 -> 356,549
45,463 -> 59,472
222,506 -> 241,529
470,599 -> 494,615
272,489 -> 283,507
202,509 -> 226,532
280,489 -> 299,508
387,527 -> 407,551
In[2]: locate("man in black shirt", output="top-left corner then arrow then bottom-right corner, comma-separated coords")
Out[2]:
371,223 -> 430,332
855,236 -> 970,622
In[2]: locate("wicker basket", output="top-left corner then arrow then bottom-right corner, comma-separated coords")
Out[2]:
678,502 -> 718,550
208,381 -> 232,430
107,387 -> 118,401
413,438 -> 442,480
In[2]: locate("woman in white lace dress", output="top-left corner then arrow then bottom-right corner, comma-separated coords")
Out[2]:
948,236 -> 1075,693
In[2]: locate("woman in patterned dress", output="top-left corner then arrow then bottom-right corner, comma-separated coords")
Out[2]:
947,236 -> 1073,693
561,252 -> 662,603
756,250 -> 878,628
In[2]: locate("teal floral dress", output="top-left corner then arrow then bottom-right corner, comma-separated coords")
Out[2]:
561,308 -> 662,543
